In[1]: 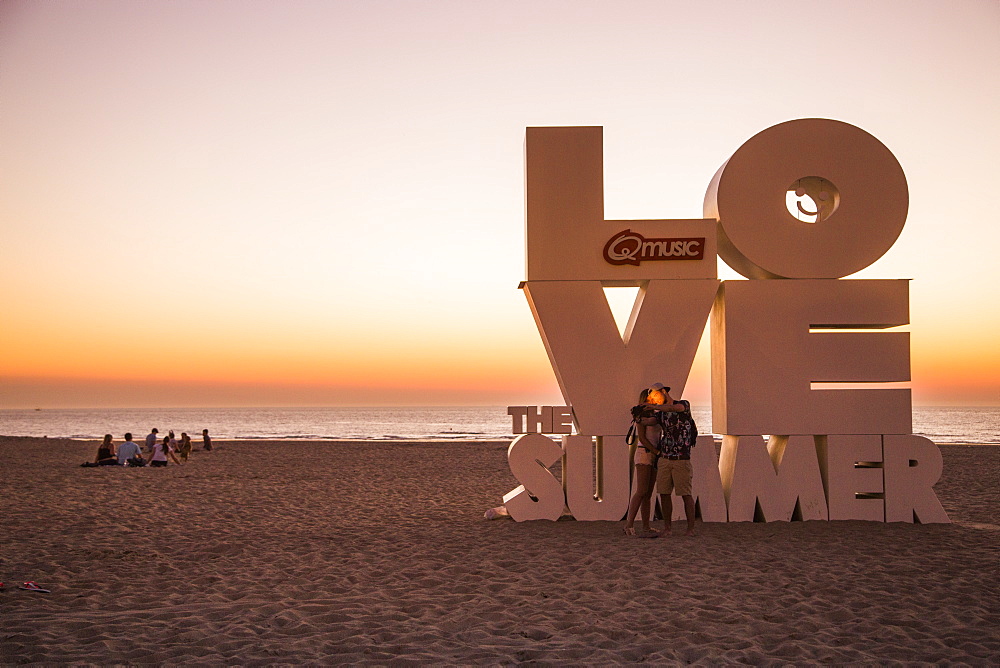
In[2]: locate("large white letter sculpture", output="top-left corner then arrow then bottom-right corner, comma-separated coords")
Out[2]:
505,120 -> 948,524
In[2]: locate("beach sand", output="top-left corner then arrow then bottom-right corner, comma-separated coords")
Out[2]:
1,436 -> 997,665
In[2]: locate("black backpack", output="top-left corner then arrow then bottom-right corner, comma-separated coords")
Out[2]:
674,402 -> 698,448
683,411 -> 698,447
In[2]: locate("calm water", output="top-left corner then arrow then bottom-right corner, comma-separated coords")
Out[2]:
1,406 -> 997,444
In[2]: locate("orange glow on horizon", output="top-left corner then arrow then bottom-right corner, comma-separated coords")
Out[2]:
4,306 -> 997,407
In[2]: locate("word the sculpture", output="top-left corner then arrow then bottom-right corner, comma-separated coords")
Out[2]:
504,119 -> 949,524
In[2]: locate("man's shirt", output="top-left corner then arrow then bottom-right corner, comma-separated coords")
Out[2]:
658,400 -> 696,458
117,440 -> 141,464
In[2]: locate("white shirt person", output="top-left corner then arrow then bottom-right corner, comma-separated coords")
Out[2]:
117,434 -> 143,466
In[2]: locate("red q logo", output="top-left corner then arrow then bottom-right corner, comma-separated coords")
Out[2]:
603,229 -> 705,266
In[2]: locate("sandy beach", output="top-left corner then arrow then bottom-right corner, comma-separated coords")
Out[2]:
1,436 -> 997,665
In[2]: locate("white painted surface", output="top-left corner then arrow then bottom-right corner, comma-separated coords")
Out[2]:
819,435 -> 886,522
563,435 -> 631,521
525,126 -> 717,282
883,435 -> 950,523
704,118 -> 908,280
524,279 -> 718,435
712,279 -> 911,436
503,434 -> 565,521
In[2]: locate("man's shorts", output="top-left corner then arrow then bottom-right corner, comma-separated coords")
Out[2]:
657,459 -> 692,496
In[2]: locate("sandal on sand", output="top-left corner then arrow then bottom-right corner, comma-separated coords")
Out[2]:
623,526 -> 637,536
19,582 -> 50,593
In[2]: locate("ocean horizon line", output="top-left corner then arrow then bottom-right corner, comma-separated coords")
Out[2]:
5,403 -> 1000,410
1,406 -> 996,445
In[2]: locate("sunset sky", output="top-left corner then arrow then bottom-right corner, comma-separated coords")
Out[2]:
2,0 -> 998,408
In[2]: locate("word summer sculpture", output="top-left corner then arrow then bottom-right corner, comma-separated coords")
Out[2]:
504,119 -> 948,525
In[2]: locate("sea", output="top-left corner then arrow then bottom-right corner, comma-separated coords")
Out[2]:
1,406 -> 997,445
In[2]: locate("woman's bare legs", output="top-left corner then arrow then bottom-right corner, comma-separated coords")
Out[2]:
625,464 -> 655,534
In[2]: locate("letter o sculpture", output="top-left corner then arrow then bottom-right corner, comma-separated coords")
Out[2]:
704,118 -> 908,279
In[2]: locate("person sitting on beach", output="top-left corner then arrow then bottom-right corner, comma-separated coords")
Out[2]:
82,434 -> 120,467
144,428 -> 159,454
202,429 -> 212,451
147,435 -> 182,467
178,433 -> 192,462
117,433 -> 145,467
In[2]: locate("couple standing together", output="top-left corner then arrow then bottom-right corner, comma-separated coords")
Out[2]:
624,383 -> 697,537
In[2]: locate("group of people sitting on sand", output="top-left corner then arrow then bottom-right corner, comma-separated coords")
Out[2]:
82,427 -> 213,468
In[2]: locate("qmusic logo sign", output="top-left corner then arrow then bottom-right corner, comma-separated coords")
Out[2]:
602,229 -> 705,266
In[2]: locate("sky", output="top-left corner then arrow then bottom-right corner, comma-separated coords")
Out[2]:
2,0 -> 998,409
